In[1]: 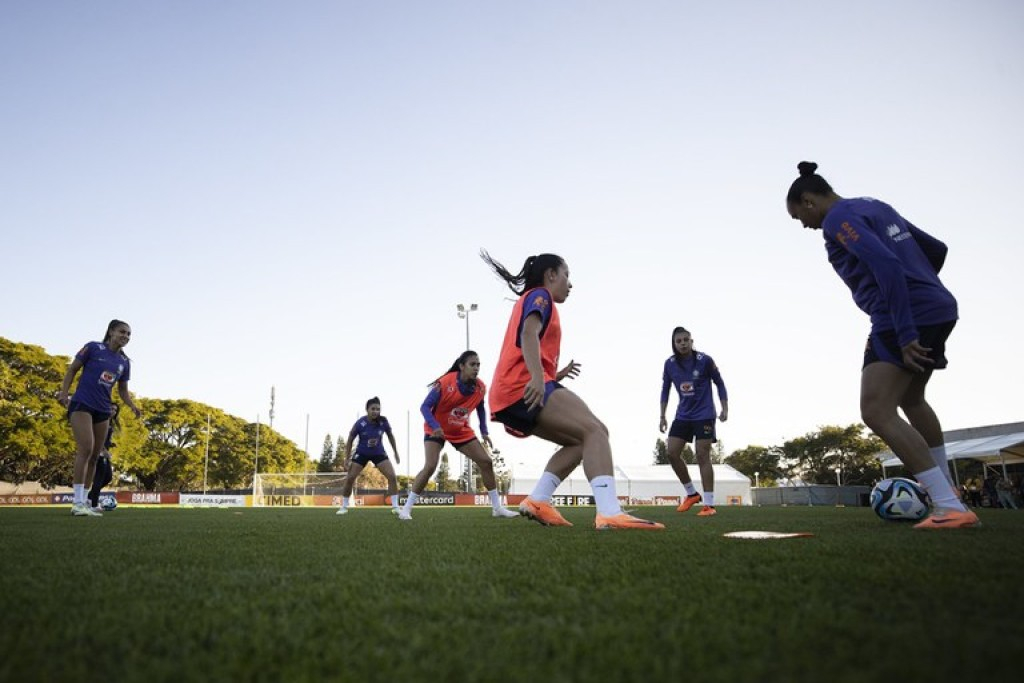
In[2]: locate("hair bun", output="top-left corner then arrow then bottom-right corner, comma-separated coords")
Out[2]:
797,161 -> 818,176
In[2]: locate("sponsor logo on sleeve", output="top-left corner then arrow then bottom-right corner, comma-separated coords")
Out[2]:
836,221 -> 861,246
887,223 -> 911,242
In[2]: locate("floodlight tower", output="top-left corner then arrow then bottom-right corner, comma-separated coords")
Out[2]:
456,303 -> 478,350
456,303 -> 478,490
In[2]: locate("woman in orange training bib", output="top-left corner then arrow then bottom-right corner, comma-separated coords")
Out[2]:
481,250 -> 663,531
398,350 -> 518,520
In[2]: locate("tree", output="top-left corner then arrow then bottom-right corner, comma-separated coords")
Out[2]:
0,338 -> 76,486
652,438 -> 694,465
335,435 -> 346,470
725,445 -> 783,486
318,434 -> 335,473
435,452 -> 453,491
781,424 -> 884,485
350,463 -> 388,492
652,439 -> 667,465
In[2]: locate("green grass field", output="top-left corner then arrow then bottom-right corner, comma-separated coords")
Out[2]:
2,505 -> 1020,682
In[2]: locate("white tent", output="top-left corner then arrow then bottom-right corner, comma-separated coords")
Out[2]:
508,462 -> 753,505
878,422 -> 1024,480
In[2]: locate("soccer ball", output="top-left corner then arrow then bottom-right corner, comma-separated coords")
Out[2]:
870,477 -> 930,521
100,497 -> 118,512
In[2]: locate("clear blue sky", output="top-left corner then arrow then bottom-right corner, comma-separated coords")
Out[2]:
3,1 -> 1022,478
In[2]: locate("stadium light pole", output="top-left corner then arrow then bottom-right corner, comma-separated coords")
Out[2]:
303,413 -> 310,496
754,471 -> 760,488
456,303 -> 477,351
456,303 -> 478,491
203,413 -> 212,495
253,414 -> 261,494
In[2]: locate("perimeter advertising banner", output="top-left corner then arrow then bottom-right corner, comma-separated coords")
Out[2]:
179,494 -> 248,507
0,494 -> 53,505
0,492 -> 181,506
51,492 -> 119,506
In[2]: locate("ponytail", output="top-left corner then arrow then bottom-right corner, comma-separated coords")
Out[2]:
481,249 -> 564,296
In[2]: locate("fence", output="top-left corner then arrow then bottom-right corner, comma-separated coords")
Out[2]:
752,485 -> 870,507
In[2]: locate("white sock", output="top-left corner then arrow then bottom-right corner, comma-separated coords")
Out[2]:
404,491 -> 419,512
683,482 -> 698,496
342,496 -> 350,509
392,495 -> 400,510
487,489 -> 501,509
590,475 -> 622,516
929,446 -> 954,486
703,491 -> 715,507
73,484 -> 85,505
529,471 -> 562,503
916,466 -> 966,512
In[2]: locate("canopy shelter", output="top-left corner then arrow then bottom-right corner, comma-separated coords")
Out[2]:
878,423 -> 1024,482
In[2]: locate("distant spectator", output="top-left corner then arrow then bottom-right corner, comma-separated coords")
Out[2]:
995,477 -> 1018,510
965,477 -> 982,507
983,474 -> 999,508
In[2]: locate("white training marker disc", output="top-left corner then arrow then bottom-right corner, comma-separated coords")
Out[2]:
722,531 -> 814,540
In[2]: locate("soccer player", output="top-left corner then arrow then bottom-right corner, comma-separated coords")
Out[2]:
58,319 -> 142,517
87,403 -> 119,512
785,161 -> 978,529
336,397 -> 401,515
481,250 -> 664,530
659,326 -> 728,517
399,350 -> 518,520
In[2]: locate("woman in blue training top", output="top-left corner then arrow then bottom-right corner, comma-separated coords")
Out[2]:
58,319 -> 141,517
786,161 -> 976,530
659,327 -> 728,517
336,397 -> 401,515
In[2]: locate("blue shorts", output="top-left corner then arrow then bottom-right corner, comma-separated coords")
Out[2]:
864,320 -> 956,370
492,381 -> 563,438
68,400 -> 113,424
669,419 -> 717,443
352,452 -> 389,467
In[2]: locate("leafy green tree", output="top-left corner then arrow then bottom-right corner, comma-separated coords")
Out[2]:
318,434 -> 335,473
435,452 -> 453,491
350,463 -> 387,492
204,413 -> 259,491
652,438 -> 694,464
0,338 -> 75,486
652,439 -> 667,465
124,398 -> 206,490
335,435 -> 346,469
782,424 -> 884,485
725,445 -> 783,486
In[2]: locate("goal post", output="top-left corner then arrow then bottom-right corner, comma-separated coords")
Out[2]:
252,472 -> 349,507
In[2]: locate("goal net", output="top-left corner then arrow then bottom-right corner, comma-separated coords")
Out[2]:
252,472 -> 349,506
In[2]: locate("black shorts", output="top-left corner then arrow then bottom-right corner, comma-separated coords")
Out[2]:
351,452 -> 389,467
668,419 -> 717,443
68,400 -> 113,424
492,382 -> 564,438
864,320 -> 956,370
